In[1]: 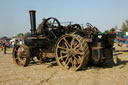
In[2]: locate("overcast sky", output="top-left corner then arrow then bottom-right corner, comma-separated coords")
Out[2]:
0,0 -> 128,37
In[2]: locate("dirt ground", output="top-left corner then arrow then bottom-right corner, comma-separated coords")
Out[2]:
0,43 -> 128,85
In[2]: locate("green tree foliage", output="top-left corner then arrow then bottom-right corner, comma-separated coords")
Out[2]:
104,27 -> 116,34
17,33 -> 24,38
104,30 -> 110,34
15,32 -> 31,38
24,32 -> 31,37
110,28 -> 116,32
121,20 -> 128,35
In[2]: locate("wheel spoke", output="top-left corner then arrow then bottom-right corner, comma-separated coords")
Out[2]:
74,48 -> 84,56
60,50 -> 67,55
77,51 -> 84,56
50,31 -> 57,38
74,43 -> 80,50
57,45 -> 67,50
71,37 -> 75,49
74,56 -> 81,65
16,53 -> 20,57
73,60 -> 77,67
65,57 -> 71,66
58,55 -> 67,60
78,55 -> 82,62
71,59 -> 76,68
64,56 -> 70,65
74,47 -> 84,55
48,30 -> 51,37
47,23 -> 51,28
72,56 -> 80,67
52,19 -> 55,26
63,38 -> 70,49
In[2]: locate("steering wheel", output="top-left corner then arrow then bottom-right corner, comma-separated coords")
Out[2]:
71,24 -> 81,30
43,17 -> 61,40
66,24 -> 82,33
86,23 -> 93,28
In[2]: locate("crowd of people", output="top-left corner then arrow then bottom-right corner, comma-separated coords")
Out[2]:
0,39 -> 24,54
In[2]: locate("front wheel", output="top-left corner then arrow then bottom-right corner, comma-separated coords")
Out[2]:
12,45 -> 30,67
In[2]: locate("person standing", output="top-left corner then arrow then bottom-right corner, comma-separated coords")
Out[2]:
3,43 -> 6,54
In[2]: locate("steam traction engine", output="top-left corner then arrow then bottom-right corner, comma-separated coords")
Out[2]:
12,10 -> 115,71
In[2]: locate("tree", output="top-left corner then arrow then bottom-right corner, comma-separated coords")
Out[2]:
121,20 -> 128,35
104,30 -> 110,34
110,28 -> 116,32
17,33 -> 24,38
104,27 -> 116,34
24,32 -> 31,37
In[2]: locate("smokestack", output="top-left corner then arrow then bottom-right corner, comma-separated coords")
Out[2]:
29,10 -> 36,35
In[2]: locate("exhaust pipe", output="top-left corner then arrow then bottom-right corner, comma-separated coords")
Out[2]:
29,10 -> 36,35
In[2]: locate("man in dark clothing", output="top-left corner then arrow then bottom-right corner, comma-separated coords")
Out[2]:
3,43 -> 6,54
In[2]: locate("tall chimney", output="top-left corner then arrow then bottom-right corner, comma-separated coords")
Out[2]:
29,10 -> 36,35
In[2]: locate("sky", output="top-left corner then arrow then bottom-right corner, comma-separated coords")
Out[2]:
0,0 -> 128,37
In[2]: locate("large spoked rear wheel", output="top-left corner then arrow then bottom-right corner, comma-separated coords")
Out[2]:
12,45 -> 30,67
56,34 -> 90,71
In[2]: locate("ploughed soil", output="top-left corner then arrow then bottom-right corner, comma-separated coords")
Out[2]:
0,43 -> 128,85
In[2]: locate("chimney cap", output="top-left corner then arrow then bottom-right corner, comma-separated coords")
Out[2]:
29,10 -> 36,12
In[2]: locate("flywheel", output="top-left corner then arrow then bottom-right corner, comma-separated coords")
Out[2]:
56,34 -> 90,71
